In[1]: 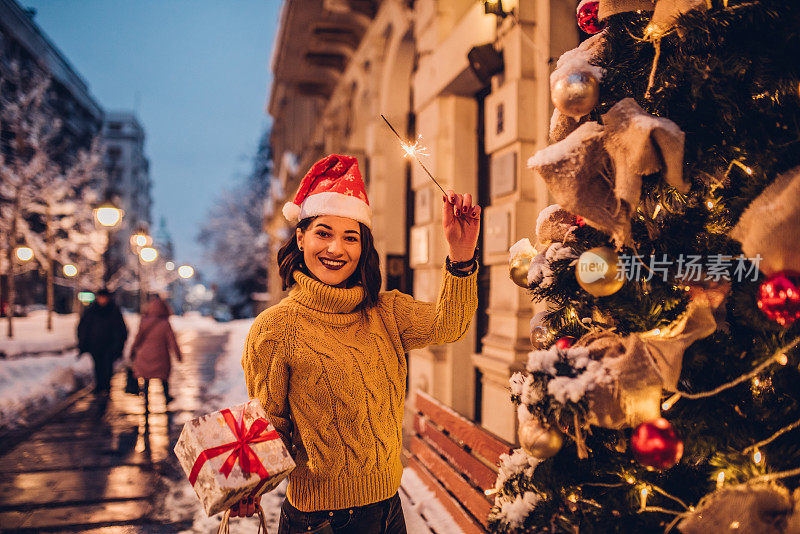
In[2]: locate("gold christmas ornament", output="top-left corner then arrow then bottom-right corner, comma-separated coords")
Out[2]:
519,419 -> 563,458
508,238 -> 537,288
575,246 -> 625,297
551,71 -> 600,119
509,254 -> 533,288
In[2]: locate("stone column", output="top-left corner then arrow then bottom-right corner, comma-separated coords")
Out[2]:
471,0 -> 578,442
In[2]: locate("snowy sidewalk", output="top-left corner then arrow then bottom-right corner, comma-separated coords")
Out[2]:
0,310 -> 79,358
0,311 -> 91,431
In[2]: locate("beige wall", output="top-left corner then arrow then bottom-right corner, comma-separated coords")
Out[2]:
267,0 -> 578,443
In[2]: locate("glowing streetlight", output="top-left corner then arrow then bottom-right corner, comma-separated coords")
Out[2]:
63,264 -> 78,277
139,247 -> 158,263
94,203 -> 123,228
165,261 -> 175,271
178,265 -> 194,279
131,230 -> 153,251
15,246 -> 33,262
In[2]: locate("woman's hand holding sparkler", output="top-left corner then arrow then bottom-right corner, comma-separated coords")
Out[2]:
443,190 -> 480,262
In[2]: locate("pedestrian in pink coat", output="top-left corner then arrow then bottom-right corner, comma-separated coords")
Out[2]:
130,295 -> 182,405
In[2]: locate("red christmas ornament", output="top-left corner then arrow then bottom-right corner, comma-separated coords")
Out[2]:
555,336 -> 575,350
577,1 -> 604,34
631,418 -> 683,470
574,215 -> 586,227
758,271 -> 800,326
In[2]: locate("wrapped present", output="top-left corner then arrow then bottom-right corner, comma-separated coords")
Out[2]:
174,399 -> 295,516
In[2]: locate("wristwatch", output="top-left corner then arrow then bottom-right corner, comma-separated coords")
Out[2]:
446,254 -> 478,277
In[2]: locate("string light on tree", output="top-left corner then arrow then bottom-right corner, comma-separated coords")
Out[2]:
63,264 -> 78,277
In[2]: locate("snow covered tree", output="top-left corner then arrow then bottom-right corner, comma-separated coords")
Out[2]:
25,141 -> 104,330
491,1 -> 800,532
199,130 -> 271,318
0,64 -> 59,338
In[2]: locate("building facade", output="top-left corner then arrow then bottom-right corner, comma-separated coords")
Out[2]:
266,0 -> 578,442
0,0 -> 104,312
0,0 -> 103,152
101,111 -> 153,288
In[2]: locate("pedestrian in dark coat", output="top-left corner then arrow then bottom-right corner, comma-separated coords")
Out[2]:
77,288 -> 128,395
130,295 -> 182,405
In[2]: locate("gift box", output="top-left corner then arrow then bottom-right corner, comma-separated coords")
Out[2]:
174,398 -> 295,516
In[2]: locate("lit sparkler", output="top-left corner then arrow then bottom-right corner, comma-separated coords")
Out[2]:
381,114 -> 447,196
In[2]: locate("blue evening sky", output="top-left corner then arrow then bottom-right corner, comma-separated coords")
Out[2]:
24,0 -> 280,272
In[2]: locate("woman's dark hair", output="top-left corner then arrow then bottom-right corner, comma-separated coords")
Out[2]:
277,217 -> 382,309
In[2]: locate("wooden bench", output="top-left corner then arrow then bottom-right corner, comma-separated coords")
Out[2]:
402,390 -> 514,533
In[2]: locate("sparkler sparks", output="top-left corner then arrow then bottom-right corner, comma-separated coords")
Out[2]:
381,114 -> 447,196
402,135 -> 429,159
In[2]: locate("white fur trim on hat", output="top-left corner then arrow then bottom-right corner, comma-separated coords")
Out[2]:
282,201 -> 301,221
298,191 -> 372,228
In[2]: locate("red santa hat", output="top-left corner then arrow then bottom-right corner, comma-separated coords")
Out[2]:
282,154 -> 372,228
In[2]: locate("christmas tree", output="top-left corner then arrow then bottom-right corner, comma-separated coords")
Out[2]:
489,0 -> 800,532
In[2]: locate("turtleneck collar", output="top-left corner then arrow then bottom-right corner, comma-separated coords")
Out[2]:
290,271 -> 365,314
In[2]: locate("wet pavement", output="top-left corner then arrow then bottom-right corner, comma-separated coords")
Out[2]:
0,330 -> 228,533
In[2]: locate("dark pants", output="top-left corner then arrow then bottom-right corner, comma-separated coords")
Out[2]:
278,493 -> 407,534
90,353 -> 114,393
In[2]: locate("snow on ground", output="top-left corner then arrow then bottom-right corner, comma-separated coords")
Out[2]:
0,310 -> 79,358
158,317 -> 287,534
0,351 -> 92,430
400,469 -> 460,534
0,311 -> 92,431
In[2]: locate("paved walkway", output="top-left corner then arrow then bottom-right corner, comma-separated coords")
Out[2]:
0,330 -> 227,532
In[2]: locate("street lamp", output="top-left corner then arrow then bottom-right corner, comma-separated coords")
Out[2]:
178,265 -> 194,279
15,246 -> 33,262
94,197 -> 124,286
139,247 -> 158,263
94,202 -> 124,228
131,233 -> 151,248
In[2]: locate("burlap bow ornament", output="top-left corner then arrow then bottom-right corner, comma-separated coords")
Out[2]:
678,483 -> 800,534
597,0 -> 705,33
529,98 -> 687,247
576,299 -> 716,430
731,165 -> 800,277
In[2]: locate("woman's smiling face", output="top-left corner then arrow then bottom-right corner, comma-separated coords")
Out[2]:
297,216 -> 362,287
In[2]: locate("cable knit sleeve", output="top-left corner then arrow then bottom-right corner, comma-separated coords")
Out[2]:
393,266 -> 479,352
242,309 -> 293,451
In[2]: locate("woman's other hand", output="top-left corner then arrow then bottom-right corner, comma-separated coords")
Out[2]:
230,494 -> 260,517
442,189 -> 481,262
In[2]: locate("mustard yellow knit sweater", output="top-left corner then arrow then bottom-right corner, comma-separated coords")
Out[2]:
242,267 -> 477,512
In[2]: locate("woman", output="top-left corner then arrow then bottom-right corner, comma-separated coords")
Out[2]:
130,295 -> 182,407
236,154 -> 480,533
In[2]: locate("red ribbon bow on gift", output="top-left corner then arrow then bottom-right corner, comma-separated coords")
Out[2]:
188,406 -> 281,486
